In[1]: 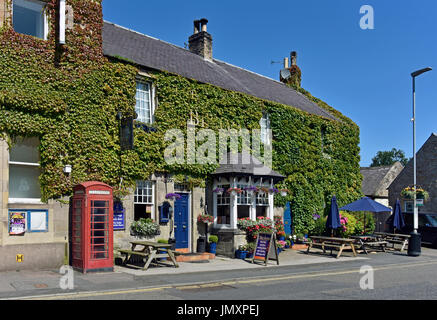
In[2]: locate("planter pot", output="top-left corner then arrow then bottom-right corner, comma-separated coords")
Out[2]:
284,244 -> 290,249
279,236 -> 285,241
158,250 -> 167,261
246,252 -> 253,259
208,242 -> 217,254
235,250 -> 248,259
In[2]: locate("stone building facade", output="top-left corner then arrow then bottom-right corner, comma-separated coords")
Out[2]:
0,0 -> 361,271
388,133 -> 437,214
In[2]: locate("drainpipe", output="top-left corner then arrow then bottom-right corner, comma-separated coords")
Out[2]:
59,0 -> 66,45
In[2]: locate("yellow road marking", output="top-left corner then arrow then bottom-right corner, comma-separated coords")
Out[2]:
17,260 -> 437,300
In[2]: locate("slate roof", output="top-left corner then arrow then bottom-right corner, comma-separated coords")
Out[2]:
102,22 -> 338,121
361,166 -> 393,196
361,162 -> 403,197
212,152 -> 285,182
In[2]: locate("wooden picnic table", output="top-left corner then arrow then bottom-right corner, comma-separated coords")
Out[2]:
350,235 -> 388,254
118,240 -> 179,270
307,236 -> 357,259
373,232 -> 411,252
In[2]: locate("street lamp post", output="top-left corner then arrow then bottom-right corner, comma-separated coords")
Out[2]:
408,67 -> 432,257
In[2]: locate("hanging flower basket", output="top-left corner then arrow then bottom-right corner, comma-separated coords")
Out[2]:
213,187 -> 225,195
279,189 -> 289,197
197,214 -> 214,224
401,186 -> 429,202
243,186 -> 257,196
268,187 -> 279,194
165,193 -> 181,201
227,187 -> 242,196
256,187 -> 269,195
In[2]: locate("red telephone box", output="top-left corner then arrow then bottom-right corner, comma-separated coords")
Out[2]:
72,181 -> 114,273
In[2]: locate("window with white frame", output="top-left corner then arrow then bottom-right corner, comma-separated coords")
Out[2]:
9,137 -> 41,201
216,184 -> 230,225
134,181 -> 155,220
260,112 -> 271,145
135,80 -> 154,124
13,0 -> 48,40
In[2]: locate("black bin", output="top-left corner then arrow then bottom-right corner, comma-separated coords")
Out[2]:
197,236 -> 206,253
168,237 -> 176,251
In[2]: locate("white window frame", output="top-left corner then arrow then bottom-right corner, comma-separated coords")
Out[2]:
134,181 -> 155,220
260,112 -> 271,145
12,0 -> 49,40
8,137 -> 42,204
135,78 -> 155,124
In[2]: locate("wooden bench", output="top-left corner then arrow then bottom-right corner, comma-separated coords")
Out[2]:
307,236 -> 357,259
118,241 -> 179,270
373,232 -> 410,252
351,235 -> 388,254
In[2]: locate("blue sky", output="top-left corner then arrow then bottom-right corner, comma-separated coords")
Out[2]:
102,0 -> 436,167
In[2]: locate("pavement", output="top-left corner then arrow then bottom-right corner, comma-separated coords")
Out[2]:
0,248 -> 369,299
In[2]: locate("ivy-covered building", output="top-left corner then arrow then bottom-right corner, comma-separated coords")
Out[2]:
0,0 -> 362,270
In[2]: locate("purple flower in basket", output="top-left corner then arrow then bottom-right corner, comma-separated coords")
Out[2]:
243,186 -> 257,194
268,187 -> 279,194
312,214 -> 321,221
165,193 -> 181,200
213,187 -> 225,194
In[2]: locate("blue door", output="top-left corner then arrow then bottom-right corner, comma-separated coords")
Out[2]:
174,193 -> 189,249
284,202 -> 292,235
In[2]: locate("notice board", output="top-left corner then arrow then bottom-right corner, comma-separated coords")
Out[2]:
251,232 -> 279,266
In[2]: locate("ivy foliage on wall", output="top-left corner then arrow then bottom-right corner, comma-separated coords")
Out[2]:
0,0 -> 362,233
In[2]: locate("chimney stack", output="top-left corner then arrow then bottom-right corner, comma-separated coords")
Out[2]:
188,18 -> 213,61
280,51 -> 302,89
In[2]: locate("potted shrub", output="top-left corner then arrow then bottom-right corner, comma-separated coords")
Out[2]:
208,235 -> 218,254
246,242 -> 255,259
235,244 -> 248,259
157,239 -> 168,261
285,239 -> 291,249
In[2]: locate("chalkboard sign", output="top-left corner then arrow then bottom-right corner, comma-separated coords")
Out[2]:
252,233 -> 279,266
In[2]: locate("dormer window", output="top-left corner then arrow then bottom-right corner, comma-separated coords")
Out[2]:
13,0 -> 48,40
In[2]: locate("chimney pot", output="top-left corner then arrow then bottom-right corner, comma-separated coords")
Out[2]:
200,18 -> 209,32
291,51 -> 297,66
284,57 -> 289,69
193,20 -> 201,34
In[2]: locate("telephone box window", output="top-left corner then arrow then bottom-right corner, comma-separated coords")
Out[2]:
13,0 -> 48,40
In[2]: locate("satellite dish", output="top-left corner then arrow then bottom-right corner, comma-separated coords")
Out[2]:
280,69 -> 291,80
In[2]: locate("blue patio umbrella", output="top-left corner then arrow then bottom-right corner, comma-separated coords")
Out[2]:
326,196 -> 341,236
340,197 -> 392,233
387,199 -> 405,232
339,197 -> 392,213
